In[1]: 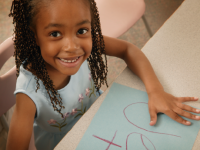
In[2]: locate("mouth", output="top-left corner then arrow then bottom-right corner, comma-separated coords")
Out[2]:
57,55 -> 83,68
58,56 -> 80,63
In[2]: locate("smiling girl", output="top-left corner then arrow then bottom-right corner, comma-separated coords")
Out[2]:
6,0 -> 200,149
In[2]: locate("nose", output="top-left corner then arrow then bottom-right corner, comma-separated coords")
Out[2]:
61,37 -> 79,53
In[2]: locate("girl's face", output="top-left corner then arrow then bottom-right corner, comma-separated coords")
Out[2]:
34,0 -> 92,77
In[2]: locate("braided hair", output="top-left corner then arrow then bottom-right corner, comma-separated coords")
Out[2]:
9,0 -> 108,118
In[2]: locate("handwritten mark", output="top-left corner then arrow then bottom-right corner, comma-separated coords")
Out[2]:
93,130 -> 122,149
123,102 -> 181,137
126,132 -> 156,150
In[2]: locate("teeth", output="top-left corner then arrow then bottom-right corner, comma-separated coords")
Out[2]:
60,57 -> 79,63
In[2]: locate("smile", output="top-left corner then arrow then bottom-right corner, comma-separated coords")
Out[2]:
59,57 -> 80,63
57,56 -> 82,68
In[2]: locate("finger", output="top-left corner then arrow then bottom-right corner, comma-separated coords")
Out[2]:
149,107 -> 157,126
177,97 -> 199,102
173,106 -> 200,120
176,103 -> 200,114
165,110 -> 191,125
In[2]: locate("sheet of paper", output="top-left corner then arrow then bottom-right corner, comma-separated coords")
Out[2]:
76,83 -> 200,150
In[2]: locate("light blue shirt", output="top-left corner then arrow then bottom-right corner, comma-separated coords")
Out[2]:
14,60 -> 102,150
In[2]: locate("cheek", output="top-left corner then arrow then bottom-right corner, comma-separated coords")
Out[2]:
39,44 -> 59,64
83,38 -> 93,56
40,42 -> 59,57
36,34 -> 59,59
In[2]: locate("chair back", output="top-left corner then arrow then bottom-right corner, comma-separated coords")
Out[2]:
95,0 -> 145,37
0,37 -> 16,117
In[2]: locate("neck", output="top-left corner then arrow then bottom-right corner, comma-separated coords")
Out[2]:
27,62 -> 70,90
45,63 -> 71,90
53,75 -> 70,90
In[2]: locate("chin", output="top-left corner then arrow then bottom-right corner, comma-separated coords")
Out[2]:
59,68 -> 79,76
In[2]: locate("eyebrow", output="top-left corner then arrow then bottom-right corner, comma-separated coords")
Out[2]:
44,20 -> 91,30
76,20 -> 91,26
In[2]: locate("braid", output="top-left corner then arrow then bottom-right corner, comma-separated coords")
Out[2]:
9,0 -> 108,118
9,0 -> 65,117
88,0 -> 108,93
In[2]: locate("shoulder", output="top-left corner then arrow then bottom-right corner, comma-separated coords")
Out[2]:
15,65 -> 38,93
14,64 -> 43,111
14,63 -> 45,103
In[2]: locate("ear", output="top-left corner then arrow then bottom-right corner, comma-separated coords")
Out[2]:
29,26 -> 39,46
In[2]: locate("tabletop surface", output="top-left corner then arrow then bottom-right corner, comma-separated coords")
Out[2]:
55,0 -> 200,149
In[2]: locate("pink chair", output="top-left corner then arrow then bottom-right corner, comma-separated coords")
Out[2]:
96,0 -> 152,38
0,37 -> 36,150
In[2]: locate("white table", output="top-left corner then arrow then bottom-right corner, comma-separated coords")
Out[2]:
55,0 -> 200,149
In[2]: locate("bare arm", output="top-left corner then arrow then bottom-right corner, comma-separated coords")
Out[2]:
103,35 -> 163,93
103,35 -> 200,126
6,93 -> 36,150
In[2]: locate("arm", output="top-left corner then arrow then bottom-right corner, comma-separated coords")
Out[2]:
103,35 -> 200,126
6,93 -> 36,150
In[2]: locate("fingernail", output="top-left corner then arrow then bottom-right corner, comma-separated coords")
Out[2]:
186,121 -> 191,125
150,121 -> 154,125
196,109 -> 200,113
194,97 -> 199,100
195,116 -> 200,119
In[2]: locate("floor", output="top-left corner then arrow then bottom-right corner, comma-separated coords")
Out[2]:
0,0 -> 184,149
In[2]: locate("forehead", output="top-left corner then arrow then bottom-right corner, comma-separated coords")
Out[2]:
35,0 -> 91,29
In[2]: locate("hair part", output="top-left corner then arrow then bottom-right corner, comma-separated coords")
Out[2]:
9,0 -> 108,117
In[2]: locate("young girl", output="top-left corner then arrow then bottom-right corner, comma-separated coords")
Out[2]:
6,0 -> 200,149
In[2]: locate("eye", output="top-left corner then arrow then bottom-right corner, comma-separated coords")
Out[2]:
50,31 -> 61,37
77,29 -> 88,35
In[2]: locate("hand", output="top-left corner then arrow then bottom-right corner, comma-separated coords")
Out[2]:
148,90 -> 200,126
